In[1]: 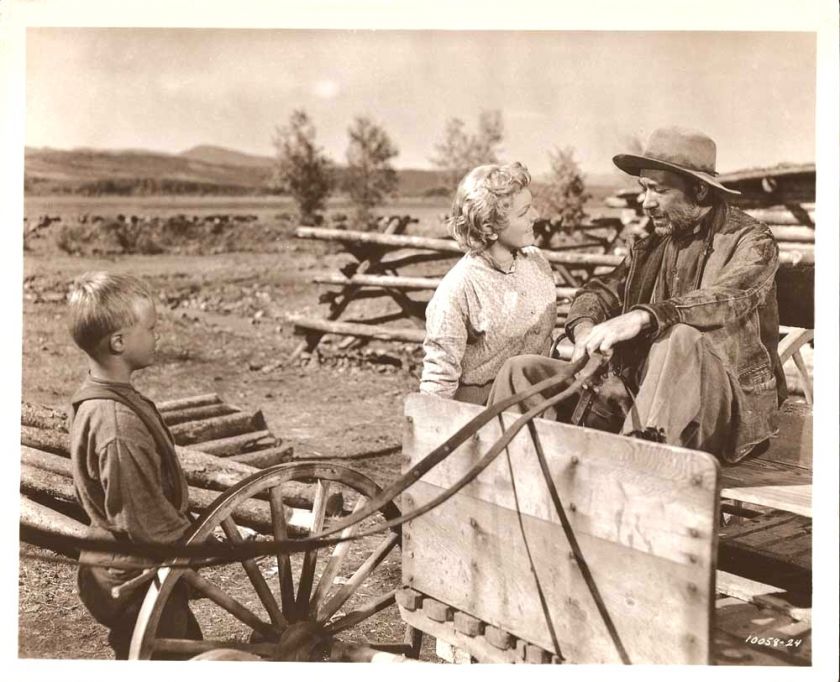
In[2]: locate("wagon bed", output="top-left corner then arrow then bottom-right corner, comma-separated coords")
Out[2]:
399,389 -> 812,665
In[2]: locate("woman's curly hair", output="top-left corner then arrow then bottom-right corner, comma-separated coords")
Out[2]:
448,162 -> 532,252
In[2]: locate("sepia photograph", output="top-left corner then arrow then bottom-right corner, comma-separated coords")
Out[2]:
2,0 -> 837,678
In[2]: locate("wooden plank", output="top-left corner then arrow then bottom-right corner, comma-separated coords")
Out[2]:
288,315 -> 425,343
720,458 -> 811,491
297,227 -> 812,267
716,570 -> 784,602
746,210 -> 816,228
402,395 -> 718,664
719,485 -> 811,517
718,513 -> 811,591
314,272 -> 580,299
404,393 -> 720,566
403,480 -> 713,664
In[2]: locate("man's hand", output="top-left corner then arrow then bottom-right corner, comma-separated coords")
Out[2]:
571,320 -> 595,363
571,310 -> 653,362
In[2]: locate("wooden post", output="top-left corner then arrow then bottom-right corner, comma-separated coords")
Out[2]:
288,316 -> 426,344
289,218 -> 405,362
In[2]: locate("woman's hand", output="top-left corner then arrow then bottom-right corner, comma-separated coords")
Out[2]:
571,310 -> 653,362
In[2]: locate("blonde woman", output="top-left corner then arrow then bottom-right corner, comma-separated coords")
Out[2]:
420,162 -> 557,404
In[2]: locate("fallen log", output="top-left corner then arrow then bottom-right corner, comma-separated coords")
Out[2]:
169,410 -> 268,446
19,496 -> 88,558
21,402 -> 68,433
157,394 -> 222,413
24,397 -> 237,430
21,425 -> 70,456
20,463 -> 77,506
177,448 -> 339,511
21,445 -> 72,477
229,445 -> 294,469
193,430 -> 276,456
18,462 -> 309,536
161,403 -> 238,426
21,444 -> 336,512
20,496 -> 88,542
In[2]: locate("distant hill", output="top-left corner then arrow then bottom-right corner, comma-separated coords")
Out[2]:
179,145 -> 274,168
24,145 -> 623,197
25,146 -> 274,196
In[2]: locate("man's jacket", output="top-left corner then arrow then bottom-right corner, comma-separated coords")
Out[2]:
565,203 -> 786,456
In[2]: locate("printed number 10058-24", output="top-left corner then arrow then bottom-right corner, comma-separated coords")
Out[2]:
745,635 -> 803,648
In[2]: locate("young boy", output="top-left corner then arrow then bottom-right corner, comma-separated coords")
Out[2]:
67,271 -> 202,659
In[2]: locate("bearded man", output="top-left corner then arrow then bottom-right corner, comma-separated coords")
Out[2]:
488,126 -> 786,463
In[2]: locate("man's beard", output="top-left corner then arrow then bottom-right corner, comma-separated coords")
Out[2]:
649,201 -> 704,237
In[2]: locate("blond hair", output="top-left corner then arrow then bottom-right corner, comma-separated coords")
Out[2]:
448,162 -> 532,252
68,271 -> 153,355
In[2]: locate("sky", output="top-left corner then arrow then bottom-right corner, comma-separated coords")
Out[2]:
25,29 -> 816,176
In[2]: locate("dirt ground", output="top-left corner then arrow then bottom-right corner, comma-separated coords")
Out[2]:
19,197 -> 447,660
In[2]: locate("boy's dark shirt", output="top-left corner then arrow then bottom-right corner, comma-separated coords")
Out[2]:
69,375 -> 191,615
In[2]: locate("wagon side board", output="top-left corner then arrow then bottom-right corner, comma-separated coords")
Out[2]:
401,393 -> 721,664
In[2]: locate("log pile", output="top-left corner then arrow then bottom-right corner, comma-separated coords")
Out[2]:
18,395 -> 328,558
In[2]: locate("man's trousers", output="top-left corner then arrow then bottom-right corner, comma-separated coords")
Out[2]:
486,324 -> 738,457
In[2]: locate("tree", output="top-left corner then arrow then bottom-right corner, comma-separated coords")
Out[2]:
272,110 -> 334,224
430,110 -> 504,188
343,116 -> 399,229
538,146 -> 591,233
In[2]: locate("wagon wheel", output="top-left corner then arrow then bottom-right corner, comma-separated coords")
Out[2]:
129,462 -> 411,661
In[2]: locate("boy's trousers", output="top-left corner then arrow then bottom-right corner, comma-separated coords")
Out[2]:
78,563 -> 202,660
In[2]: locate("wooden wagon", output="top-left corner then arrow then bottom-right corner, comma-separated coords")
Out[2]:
119,165 -> 815,663
122,335 -> 813,665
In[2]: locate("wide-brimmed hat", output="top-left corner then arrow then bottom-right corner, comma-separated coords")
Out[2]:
613,126 -> 740,195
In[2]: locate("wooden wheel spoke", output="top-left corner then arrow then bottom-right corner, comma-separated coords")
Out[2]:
323,589 -> 396,635
310,496 -> 367,612
153,638 -> 277,658
268,487 -> 296,617
181,569 -> 275,638
295,480 -> 332,615
220,517 -> 286,627
130,463 -> 404,659
316,531 -> 399,624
